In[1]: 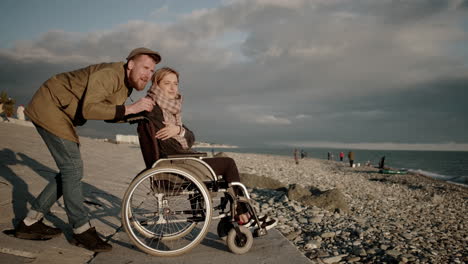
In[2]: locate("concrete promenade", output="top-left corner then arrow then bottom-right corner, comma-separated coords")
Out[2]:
0,121 -> 311,264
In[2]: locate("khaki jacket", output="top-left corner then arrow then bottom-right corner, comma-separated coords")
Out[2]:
25,62 -> 131,143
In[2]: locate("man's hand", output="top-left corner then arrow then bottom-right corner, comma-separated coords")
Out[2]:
125,97 -> 155,115
155,121 -> 181,140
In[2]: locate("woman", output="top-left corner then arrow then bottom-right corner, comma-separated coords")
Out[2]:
139,67 -> 276,229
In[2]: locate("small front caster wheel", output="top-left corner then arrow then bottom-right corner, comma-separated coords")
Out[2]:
226,226 -> 253,254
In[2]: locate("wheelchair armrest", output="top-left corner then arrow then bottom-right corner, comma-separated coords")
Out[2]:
166,152 -> 208,158
125,115 -> 149,124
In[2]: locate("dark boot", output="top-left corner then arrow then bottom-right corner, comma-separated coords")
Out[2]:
72,227 -> 112,252
14,219 -> 62,240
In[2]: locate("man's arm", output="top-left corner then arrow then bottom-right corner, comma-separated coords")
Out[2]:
82,69 -> 153,121
82,69 -> 124,120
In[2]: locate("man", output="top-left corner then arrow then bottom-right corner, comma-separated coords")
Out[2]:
14,47 -> 160,252
348,151 -> 355,167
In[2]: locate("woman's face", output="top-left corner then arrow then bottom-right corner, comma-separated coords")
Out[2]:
158,73 -> 179,99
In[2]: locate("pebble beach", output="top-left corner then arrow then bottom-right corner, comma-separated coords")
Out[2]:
227,152 -> 468,264
1,120 -> 466,263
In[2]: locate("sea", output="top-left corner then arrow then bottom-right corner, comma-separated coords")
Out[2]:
195,147 -> 468,186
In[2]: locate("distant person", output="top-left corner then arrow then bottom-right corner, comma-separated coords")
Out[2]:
15,47 -> 161,252
348,151 -> 355,167
339,151 -> 344,161
16,104 -> 25,120
327,151 -> 331,160
211,148 -> 215,156
294,148 -> 299,165
379,156 -> 386,169
300,149 -> 305,159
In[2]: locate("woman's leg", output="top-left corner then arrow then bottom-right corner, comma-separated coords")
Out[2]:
203,157 -> 250,222
203,157 -> 240,182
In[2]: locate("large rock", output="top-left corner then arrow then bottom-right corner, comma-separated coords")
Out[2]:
213,152 -> 229,157
239,173 -> 287,190
286,184 -> 350,213
300,189 -> 350,213
287,184 -> 312,201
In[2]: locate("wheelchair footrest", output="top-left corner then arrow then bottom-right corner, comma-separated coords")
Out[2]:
253,228 -> 268,237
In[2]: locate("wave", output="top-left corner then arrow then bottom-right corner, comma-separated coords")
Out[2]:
409,169 -> 468,185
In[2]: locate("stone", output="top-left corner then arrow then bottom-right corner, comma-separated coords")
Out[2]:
322,255 -> 346,264
240,173 -> 287,190
347,256 -> 361,262
431,194 -> 444,203
310,217 -> 322,223
380,244 -> 389,250
354,248 -> 367,257
386,249 -> 402,257
268,197 -> 275,205
304,240 -> 321,250
321,232 -> 336,238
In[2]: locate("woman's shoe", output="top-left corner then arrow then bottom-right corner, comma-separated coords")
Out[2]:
243,215 -> 268,228
260,218 -> 277,230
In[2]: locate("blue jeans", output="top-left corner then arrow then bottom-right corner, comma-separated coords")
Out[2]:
32,124 -> 89,228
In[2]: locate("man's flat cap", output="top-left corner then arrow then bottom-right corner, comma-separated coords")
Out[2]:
126,47 -> 161,63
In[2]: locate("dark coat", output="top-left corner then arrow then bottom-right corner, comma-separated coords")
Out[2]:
137,103 -> 195,169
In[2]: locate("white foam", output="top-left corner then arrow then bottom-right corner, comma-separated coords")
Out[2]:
409,169 -> 467,186
409,169 -> 449,179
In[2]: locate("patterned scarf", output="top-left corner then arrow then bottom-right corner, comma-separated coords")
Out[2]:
147,85 -> 189,149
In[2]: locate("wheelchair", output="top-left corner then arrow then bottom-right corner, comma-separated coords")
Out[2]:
121,118 -> 269,256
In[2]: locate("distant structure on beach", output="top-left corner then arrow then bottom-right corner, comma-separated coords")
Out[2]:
113,135 -> 238,148
193,141 -> 239,148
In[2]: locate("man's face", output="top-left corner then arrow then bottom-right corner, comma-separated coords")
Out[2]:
127,55 -> 157,91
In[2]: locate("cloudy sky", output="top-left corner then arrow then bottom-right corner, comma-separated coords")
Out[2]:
1,0 -> 467,150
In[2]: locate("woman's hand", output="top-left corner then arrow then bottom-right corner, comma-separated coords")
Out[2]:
155,121 -> 181,140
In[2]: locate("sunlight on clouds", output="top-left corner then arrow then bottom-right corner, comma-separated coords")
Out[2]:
227,105 -> 292,125
252,0 -> 305,9
180,8 -> 214,20
289,45 -> 342,58
396,21 -> 465,56
255,115 -> 292,125
295,114 -> 311,119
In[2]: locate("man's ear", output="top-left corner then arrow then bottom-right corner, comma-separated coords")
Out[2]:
128,59 -> 135,70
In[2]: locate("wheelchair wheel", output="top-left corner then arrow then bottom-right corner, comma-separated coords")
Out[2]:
226,226 -> 253,255
217,217 -> 234,241
122,167 -> 212,257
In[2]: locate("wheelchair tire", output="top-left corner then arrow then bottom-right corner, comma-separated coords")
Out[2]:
217,217 -> 234,241
121,167 -> 212,257
226,226 -> 253,255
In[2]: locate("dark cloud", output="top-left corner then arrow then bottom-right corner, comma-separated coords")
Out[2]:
1,0 -> 467,149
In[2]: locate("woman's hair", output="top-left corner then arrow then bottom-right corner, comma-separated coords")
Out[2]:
152,67 -> 179,85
